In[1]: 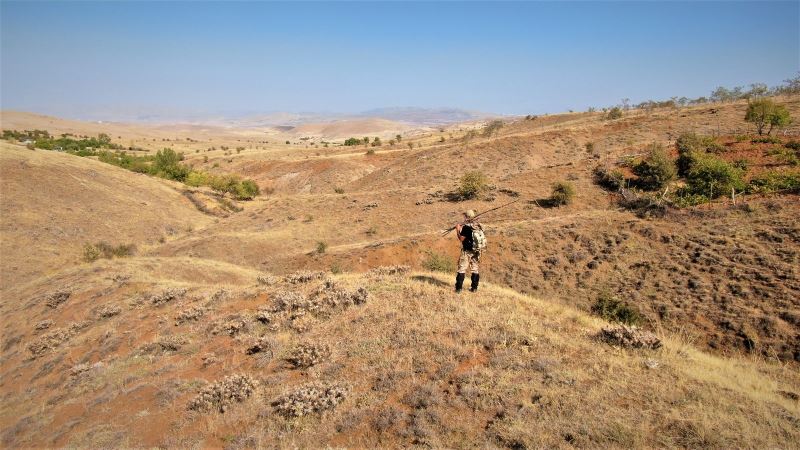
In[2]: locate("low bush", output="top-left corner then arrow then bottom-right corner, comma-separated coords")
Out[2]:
599,325 -> 661,349
632,143 -> 676,190
188,374 -> 258,413
733,159 -> 749,171
273,382 -> 348,418
766,147 -> 799,166
593,166 -> 625,191
422,250 -> 455,273
316,241 -> 328,254
591,292 -> 643,326
550,181 -> 576,206
234,179 -> 260,200
675,133 -> 724,176
457,171 -> 488,199
683,153 -> 746,198
83,242 -> 135,262
286,342 -> 331,368
748,170 -> 800,194
785,140 -> 800,151
606,107 -> 623,120
752,136 -> 782,144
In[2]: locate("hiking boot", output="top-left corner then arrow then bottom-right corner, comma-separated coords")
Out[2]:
469,273 -> 480,292
455,273 -> 465,292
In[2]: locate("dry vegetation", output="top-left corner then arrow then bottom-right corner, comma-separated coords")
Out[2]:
1,96 -> 800,447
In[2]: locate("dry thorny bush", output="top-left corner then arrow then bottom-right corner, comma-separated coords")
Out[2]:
210,315 -> 250,336
150,287 -> 187,306
284,270 -> 326,284
96,304 -> 121,318
255,282 -> 369,332
33,320 -> 53,332
139,334 -> 190,354
367,265 -> 411,279
188,374 -> 259,413
272,381 -> 349,418
27,321 -> 90,357
245,335 -> 274,355
599,325 -> 662,349
44,290 -> 71,308
175,305 -> 207,325
256,273 -> 279,286
286,342 -> 331,368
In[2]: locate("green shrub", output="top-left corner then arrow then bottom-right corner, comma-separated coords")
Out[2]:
593,166 -> 625,191
675,133 -> 725,176
209,174 -> 241,194
591,292 -> 643,325
550,181 -> 576,206
185,171 -> 210,187
83,242 -> 135,262
632,143 -> 676,190
234,179 -> 260,200
748,171 -> 800,193
334,187 -> 345,194
751,136 -> 782,144
152,148 -> 190,182
371,137 -> 382,147
733,159 -> 749,171
767,147 -> 799,166
606,107 -> 623,120
422,250 -> 455,273
785,140 -> 800,151
457,171 -> 488,199
684,153 -> 746,198
316,241 -> 328,254
671,193 -> 710,208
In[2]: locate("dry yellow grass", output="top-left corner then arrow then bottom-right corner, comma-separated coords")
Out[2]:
1,264 -> 797,448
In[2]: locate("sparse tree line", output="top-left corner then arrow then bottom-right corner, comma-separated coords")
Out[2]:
2,130 -> 260,200
576,74 -> 800,120
2,129 -> 124,153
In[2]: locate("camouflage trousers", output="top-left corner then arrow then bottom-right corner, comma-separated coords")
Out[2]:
457,249 -> 480,274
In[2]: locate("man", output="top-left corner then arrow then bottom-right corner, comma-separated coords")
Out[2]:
455,209 -> 482,293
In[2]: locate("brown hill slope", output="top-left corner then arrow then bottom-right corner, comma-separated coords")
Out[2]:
0,143 -> 213,287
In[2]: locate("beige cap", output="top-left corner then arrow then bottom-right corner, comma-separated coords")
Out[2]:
464,210 -> 476,218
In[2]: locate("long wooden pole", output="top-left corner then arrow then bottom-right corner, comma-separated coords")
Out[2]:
440,199 -> 519,236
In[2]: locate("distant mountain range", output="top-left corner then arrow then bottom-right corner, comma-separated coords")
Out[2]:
32,107 -> 500,128
356,107 -> 496,125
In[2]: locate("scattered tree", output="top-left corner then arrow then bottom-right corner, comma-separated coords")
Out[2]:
745,99 -> 792,135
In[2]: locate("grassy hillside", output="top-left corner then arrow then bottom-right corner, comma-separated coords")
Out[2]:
1,262 -> 797,448
1,97 -> 799,447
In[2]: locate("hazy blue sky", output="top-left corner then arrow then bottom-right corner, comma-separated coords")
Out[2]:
1,1 -> 798,119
